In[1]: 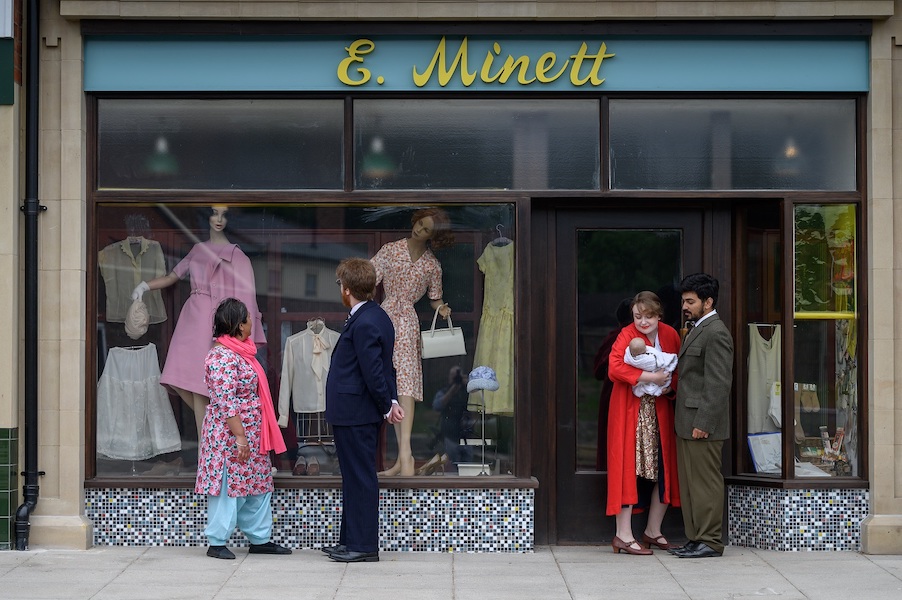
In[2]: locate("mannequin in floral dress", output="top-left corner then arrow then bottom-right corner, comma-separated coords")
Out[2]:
133,206 -> 265,439
371,208 -> 454,476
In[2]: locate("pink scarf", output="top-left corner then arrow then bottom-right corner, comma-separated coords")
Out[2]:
216,335 -> 287,456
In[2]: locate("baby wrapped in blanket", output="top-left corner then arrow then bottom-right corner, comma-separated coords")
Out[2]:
624,337 -> 677,397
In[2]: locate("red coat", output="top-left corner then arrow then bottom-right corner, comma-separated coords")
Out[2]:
605,322 -> 681,516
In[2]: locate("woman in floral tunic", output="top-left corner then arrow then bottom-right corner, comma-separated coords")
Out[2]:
371,208 -> 454,476
195,298 -> 290,560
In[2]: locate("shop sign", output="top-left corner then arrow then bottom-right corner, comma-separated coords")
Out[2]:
84,35 -> 869,93
338,37 -> 614,88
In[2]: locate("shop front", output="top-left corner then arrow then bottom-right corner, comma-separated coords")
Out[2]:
74,23 -> 869,552
13,5 -> 900,553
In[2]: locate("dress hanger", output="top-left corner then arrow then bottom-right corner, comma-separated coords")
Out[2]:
492,224 -> 512,246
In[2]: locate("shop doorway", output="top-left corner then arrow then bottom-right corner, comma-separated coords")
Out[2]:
553,208 -> 703,543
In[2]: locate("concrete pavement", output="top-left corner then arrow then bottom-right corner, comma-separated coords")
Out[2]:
2,545 -> 901,600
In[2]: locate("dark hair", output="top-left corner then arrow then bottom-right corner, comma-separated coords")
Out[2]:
614,297 -> 633,327
679,273 -> 720,308
203,205 -> 231,230
336,258 -> 377,301
411,208 -> 455,250
213,297 -> 249,338
631,291 -> 664,319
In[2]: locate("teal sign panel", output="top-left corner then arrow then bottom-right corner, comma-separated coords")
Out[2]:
0,38 -> 12,104
84,34 -> 869,93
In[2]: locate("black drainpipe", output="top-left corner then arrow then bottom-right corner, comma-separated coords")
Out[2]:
15,0 -> 45,551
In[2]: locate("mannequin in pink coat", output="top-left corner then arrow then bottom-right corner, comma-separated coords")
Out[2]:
133,206 -> 266,438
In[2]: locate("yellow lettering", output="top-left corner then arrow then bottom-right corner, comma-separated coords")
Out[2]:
535,51 -> 568,83
498,55 -> 536,85
569,42 -> 614,86
480,42 -> 504,83
412,37 -> 477,87
337,39 -> 375,86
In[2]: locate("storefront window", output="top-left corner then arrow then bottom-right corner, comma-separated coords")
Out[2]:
92,203 -> 516,479
741,203 -> 860,479
96,99 -> 344,190
609,99 -> 856,191
354,99 -> 600,190
791,204 -> 859,478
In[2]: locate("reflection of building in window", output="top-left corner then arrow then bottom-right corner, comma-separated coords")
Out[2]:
304,272 -> 317,298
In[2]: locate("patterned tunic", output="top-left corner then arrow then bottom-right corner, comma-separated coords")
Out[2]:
195,345 -> 273,497
371,239 -> 443,402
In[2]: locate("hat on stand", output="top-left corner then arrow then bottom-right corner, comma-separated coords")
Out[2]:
467,366 -> 499,393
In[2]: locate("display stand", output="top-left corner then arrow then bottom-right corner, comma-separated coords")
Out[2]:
459,390 -> 495,476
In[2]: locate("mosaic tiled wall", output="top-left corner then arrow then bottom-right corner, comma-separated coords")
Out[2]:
0,429 -> 18,551
86,487 -> 534,552
728,485 -> 868,551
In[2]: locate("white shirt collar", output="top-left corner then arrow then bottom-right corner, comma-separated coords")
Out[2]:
694,309 -> 718,327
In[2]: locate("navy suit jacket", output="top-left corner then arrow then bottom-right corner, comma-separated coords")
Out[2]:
325,301 -> 397,426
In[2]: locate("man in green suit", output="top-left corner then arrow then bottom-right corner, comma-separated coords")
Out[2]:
670,273 -> 733,558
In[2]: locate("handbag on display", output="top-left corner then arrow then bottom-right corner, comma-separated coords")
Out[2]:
420,305 -> 466,359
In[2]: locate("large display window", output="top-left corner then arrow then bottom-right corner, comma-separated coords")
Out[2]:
91,203 -> 516,479
739,202 -> 861,479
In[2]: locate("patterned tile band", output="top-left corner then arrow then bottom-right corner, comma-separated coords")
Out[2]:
86,487 -> 535,552
728,485 -> 868,551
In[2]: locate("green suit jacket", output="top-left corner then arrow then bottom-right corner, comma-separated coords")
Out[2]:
675,313 -> 734,440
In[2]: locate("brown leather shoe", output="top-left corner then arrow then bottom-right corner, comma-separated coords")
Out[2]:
641,533 -> 674,550
307,456 -> 320,476
612,536 -> 653,555
292,456 -> 307,476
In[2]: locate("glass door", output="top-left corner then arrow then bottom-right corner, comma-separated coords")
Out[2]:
554,208 -> 703,542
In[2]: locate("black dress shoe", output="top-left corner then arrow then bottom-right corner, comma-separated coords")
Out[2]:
675,542 -> 722,558
206,545 -> 236,560
328,549 -> 379,563
248,541 -> 292,555
667,540 -> 700,555
321,544 -> 347,555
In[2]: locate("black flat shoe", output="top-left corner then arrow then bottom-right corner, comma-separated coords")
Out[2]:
321,544 -> 346,555
328,549 -> 379,563
675,542 -> 722,558
667,540 -> 700,555
249,541 -> 292,555
206,545 -> 236,560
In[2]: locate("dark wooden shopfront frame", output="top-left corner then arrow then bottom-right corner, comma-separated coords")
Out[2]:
81,19 -> 870,546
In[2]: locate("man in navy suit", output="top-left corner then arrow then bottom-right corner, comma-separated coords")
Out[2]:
324,258 -> 403,563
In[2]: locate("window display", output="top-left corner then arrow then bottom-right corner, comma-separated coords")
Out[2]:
793,204 -> 858,477
92,203 -> 516,479
740,202 -> 860,478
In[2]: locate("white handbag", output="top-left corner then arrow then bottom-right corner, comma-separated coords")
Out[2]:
420,305 -> 466,359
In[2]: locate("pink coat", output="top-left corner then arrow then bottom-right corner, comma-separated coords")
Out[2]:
161,241 -> 265,397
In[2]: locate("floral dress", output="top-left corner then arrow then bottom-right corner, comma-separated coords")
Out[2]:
371,239 -> 443,402
195,345 -> 273,498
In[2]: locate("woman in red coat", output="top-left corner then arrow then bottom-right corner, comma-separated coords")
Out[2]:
606,291 -> 681,555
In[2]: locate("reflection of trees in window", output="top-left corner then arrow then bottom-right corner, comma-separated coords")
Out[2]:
794,207 -> 829,312
794,205 -> 856,314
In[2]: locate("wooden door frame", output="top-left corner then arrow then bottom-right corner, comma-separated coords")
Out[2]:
531,200 -> 730,545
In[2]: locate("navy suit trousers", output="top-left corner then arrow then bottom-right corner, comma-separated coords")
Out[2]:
334,422 -> 380,553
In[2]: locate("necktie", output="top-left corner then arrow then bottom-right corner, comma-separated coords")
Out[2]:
344,312 -> 351,327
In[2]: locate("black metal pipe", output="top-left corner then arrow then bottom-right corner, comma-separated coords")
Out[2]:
15,0 -> 44,551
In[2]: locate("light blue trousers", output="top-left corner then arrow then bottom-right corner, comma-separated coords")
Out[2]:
205,467 -> 273,546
